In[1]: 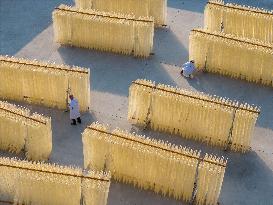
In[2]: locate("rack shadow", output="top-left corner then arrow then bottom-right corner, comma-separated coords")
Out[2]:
0,0 -> 73,55
57,27 -> 188,96
220,151 -> 273,205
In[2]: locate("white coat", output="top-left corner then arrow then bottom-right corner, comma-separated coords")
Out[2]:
182,61 -> 196,77
69,98 -> 81,119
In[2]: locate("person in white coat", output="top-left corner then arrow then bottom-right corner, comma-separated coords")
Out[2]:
181,60 -> 196,78
68,94 -> 81,125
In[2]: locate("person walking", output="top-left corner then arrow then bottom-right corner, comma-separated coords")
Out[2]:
68,94 -> 81,125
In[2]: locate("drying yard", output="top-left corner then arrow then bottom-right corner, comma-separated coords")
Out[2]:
0,0 -> 273,205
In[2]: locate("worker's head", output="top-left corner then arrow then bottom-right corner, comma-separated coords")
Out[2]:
190,60 -> 195,63
69,94 -> 74,100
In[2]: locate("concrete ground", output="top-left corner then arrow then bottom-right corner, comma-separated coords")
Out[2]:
0,0 -> 273,204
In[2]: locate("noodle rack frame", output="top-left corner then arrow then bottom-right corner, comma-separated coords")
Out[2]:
87,126 -> 227,167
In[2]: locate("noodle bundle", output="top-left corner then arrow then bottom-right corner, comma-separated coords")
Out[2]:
0,101 -> 52,161
189,29 -> 273,86
83,122 -> 227,204
128,79 -> 260,152
204,0 -> 273,44
53,5 -> 154,57
0,157 -> 110,205
0,55 -> 90,111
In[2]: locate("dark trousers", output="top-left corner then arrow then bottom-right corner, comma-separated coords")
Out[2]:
71,117 -> 81,125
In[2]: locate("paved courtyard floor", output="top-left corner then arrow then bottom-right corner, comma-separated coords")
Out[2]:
0,0 -> 273,204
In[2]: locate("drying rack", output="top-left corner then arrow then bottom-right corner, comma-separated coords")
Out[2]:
132,81 -> 260,114
88,126 -> 227,167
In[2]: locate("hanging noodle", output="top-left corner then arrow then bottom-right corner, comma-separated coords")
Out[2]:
53,4 -> 154,58
0,101 -> 52,161
204,0 -> 273,44
0,157 -> 110,205
24,112 -> 52,161
83,122 -> 227,203
128,79 -> 260,152
195,154 -> 226,205
0,55 -> 90,111
189,29 -> 273,86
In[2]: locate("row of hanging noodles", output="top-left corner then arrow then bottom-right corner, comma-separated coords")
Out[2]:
0,156 -> 110,205
53,4 -> 154,58
0,100 -> 52,161
189,29 -> 273,86
75,0 -> 167,26
204,0 -> 273,44
127,79 -> 260,153
82,122 -> 227,205
0,55 -> 90,111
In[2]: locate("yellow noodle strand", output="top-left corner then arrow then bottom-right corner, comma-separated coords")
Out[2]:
204,0 -> 273,44
195,154 -> 226,205
189,29 -> 273,86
